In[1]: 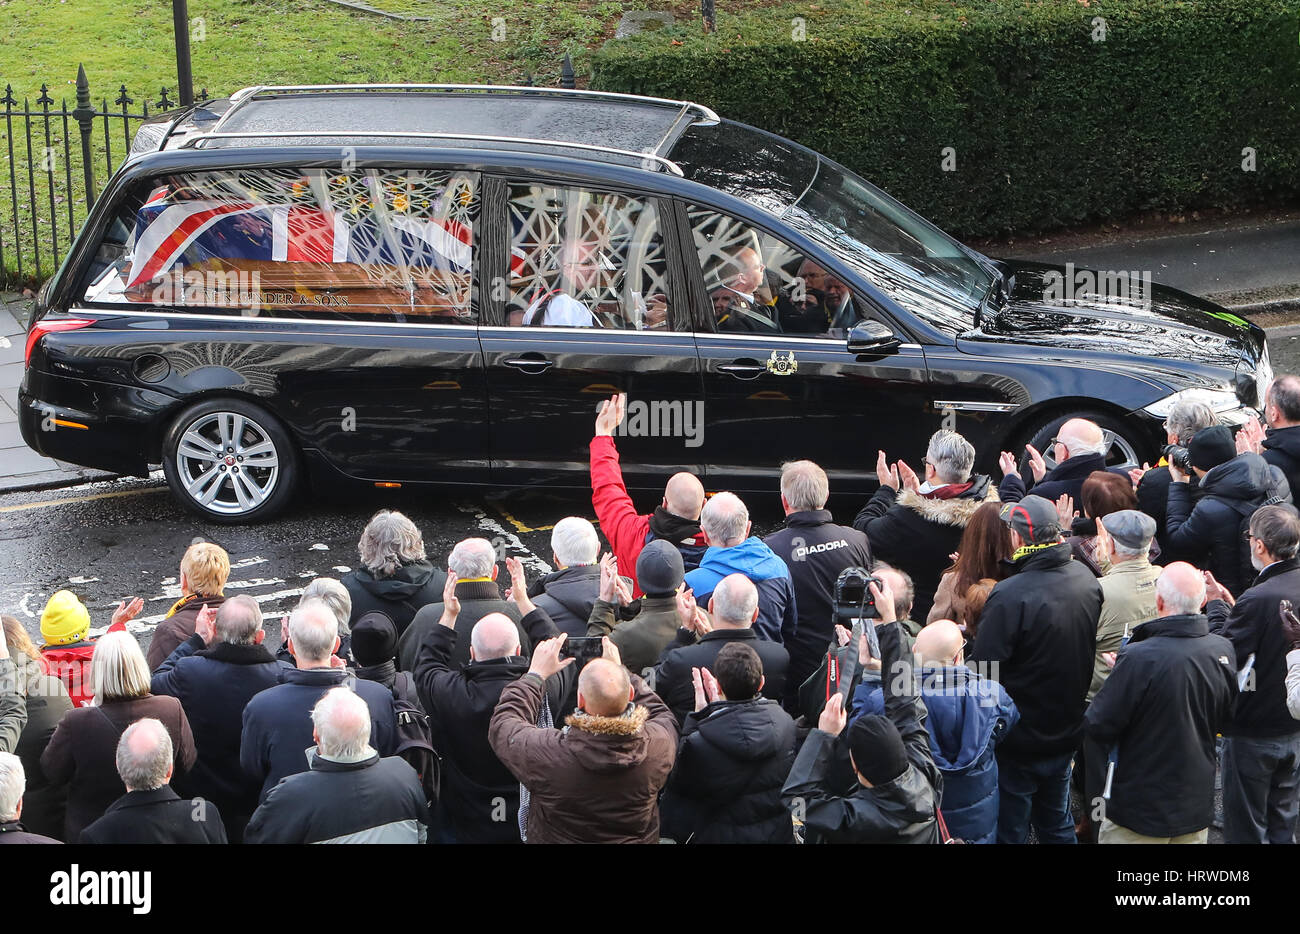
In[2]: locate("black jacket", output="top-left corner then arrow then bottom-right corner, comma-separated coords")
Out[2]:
654,629 -> 790,729
661,696 -> 797,844
79,786 -> 228,844
997,451 -> 1110,505
244,752 -> 430,844
1136,466 -> 1198,563
1166,453 -> 1291,597
1084,613 -> 1237,837
10,663 -> 72,840
397,580 -> 526,673
151,635 -> 283,825
0,819 -> 60,844
529,564 -> 601,638
781,619 -> 942,844
969,543 -> 1101,759
853,477 -> 993,623
411,607 -> 559,844
1207,557 -> 1300,737
1262,425 -> 1300,504
342,561 -> 447,638
239,667 -> 397,803
765,510 -> 873,692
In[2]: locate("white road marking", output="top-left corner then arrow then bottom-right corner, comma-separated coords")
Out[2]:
454,501 -> 552,576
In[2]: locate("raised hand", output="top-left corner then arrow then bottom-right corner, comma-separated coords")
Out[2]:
998,450 -> 1020,478
818,692 -> 848,736
1026,443 -> 1048,483
876,450 -> 900,491
594,393 -> 627,437
896,459 -> 922,493
528,634 -> 575,680
439,570 -> 461,630
194,603 -> 218,645
504,556 -> 535,615
111,596 -> 145,628
1055,493 -> 1076,530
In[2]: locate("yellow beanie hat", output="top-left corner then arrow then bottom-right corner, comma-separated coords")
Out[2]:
41,590 -> 92,646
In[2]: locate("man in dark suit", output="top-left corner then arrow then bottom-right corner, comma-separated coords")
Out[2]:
80,719 -> 227,844
653,573 -> 789,728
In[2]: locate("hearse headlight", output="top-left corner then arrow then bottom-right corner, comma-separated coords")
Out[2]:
1143,387 -> 1247,421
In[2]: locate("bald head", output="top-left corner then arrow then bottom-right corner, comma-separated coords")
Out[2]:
914,620 -> 964,667
577,658 -> 633,717
470,613 -> 521,661
1155,561 -> 1206,617
664,472 -> 705,521
1057,418 -> 1106,459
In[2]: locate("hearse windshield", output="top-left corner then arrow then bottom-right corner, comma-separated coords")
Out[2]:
784,159 -> 996,335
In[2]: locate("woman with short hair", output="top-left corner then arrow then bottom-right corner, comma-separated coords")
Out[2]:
40,631 -> 195,842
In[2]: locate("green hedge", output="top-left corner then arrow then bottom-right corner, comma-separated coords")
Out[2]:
591,0 -> 1300,239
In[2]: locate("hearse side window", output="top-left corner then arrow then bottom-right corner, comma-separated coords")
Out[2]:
504,183 -> 676,331
80,168 -> 479,324
686,204 -> 880,338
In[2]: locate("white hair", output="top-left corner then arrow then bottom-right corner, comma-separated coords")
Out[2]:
712,574 -> 759,626
288,599 -> 339,664
0,752 -> 23,821
116,718 -> 173,792
91,631 -> 151,703
780,460 -> 829,511
1156,571 -> 1205,616
358,510 -> 426,577
700,492 -> 750,547
551,517 -> 599,568
926,430 -> 975,484
448,538 -> 497,579
312,687 -> 373,760
300,578 -> 352,636
216,594 -> 263,645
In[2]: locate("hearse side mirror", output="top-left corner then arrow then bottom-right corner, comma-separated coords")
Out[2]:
847,320 -> 902,355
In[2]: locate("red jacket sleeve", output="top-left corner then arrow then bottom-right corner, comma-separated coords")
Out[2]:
590,436 -> 650,573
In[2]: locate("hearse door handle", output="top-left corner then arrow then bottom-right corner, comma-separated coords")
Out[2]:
503,354 -> 554,374
718,359 -> 766,380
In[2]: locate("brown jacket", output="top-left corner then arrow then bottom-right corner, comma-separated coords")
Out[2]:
489,671 -> 677,844
147,594 -> 227,671
40,693 -> 196,842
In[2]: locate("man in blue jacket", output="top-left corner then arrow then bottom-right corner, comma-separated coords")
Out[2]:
240,599 -> 397,804
912,619 -> 1018,844
150,594 -> 281,842
685,492 -> 798,646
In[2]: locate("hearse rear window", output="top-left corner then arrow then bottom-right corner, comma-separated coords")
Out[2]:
81,168 -> 479,323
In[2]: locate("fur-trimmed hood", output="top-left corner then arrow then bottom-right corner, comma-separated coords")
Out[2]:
561,704 -> 654,774
565,703 -> 649,736
895,476 -> 996,528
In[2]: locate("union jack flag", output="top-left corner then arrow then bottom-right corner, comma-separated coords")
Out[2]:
125,186 -> 477,289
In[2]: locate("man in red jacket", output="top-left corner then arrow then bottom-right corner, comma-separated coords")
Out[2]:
590,393 -> 707,598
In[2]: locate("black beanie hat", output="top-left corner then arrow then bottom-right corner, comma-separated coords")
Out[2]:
1188,425 -> 1237,472
350,611 -> 397,667
636,540 -> 685,596
847,714 -> 910,786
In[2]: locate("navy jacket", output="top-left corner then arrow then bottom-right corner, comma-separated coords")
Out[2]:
240,667 -> 397,803
998,451 -> 1110,505
654,628 -> 789,729
1166,453 -> 1291,597
684,538 -> 799,646
1262,425 -> 1300,506
151,634 -> 282,820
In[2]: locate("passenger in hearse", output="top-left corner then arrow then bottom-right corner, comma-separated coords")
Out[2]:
520,240 -> 603,327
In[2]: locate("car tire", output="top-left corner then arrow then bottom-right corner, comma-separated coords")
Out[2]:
162,398 -> 300,524
1014,410 -> 1155,477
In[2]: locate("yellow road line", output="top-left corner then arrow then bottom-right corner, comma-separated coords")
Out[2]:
0,485 -> 166,514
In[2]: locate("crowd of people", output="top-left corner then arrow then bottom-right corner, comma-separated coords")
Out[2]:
4,380 -> 1300,845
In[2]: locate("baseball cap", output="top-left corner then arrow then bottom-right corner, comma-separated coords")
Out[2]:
998,495 -> 1062,545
